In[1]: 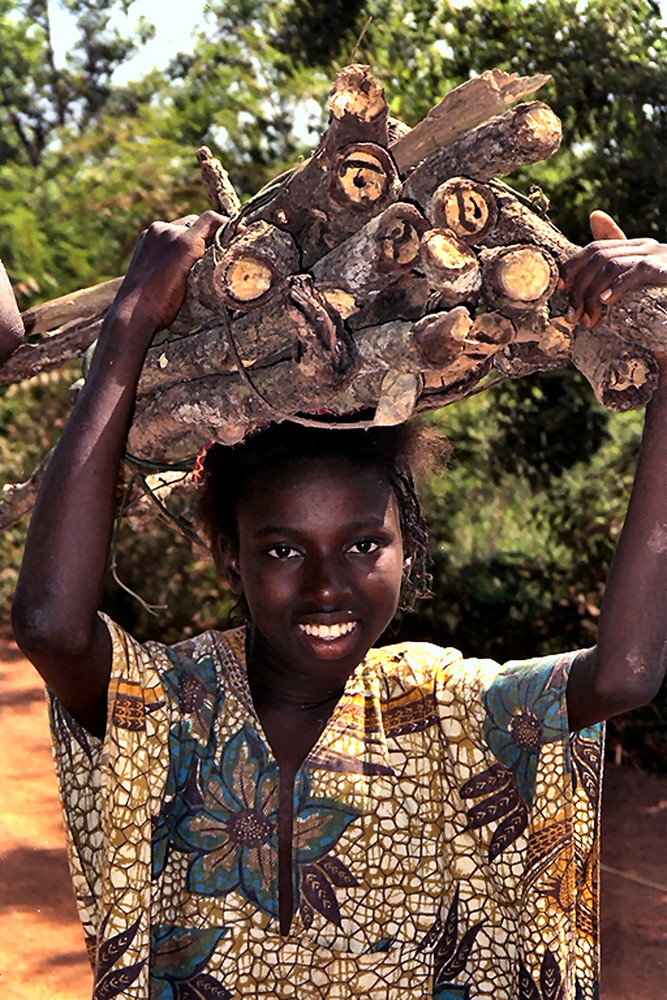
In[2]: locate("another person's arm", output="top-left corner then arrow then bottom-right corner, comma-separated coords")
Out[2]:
12,212 -> 224,735
0,260 -> 24,362
561,212 -> 667,730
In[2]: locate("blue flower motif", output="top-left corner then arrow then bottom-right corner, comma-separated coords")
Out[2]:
150,926 -> 230,999
152,724 -> 204,878
177,724 -> 280,915
483,658 -> 565,806
176,726 -> 362,921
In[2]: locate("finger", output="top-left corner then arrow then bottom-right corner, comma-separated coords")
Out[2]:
562,251 -> 618,325
188,210 -> 227,241
171,214 -> 199,228
599,259 -> 667,305
589,210 -> 626,241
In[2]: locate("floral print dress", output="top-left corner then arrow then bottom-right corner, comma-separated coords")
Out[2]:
49,616 -> 603,999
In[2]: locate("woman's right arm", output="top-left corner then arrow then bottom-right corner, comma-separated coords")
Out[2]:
11,212 -> 224,735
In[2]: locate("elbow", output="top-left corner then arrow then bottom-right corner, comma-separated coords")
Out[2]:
592,652 -> 666,717
12,592 -> 96,665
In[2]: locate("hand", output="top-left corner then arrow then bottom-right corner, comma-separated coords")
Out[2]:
110,210 -> 226,334
558,211 -> 667,328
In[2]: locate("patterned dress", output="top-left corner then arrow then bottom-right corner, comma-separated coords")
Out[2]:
49,615 -> 604,999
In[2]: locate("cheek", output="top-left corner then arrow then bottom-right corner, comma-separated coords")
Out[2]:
238,559 -> 297,610
366,552 -> 404,605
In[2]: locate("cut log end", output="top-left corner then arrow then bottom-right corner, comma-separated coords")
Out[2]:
427,178 -> 498,244
378,204 -> 428,267
329,64 -> 387,124
413,308 -> 471,367
211,221 -> 299,311
481,244 -> 558,311
331,144 -> 398,209
572,327 -> 660,411
515,101 -> 562,156
420,229 -> 481,305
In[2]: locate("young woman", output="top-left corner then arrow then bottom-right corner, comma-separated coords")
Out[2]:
10,211 -> 667,999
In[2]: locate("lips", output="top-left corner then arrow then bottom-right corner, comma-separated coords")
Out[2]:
298,621 -> 357,641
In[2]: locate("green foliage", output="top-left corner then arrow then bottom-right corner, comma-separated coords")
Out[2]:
0,0 -> 155,167
399,376 -> 641,663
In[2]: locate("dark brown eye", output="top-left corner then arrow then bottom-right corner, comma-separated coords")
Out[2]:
266,544 -> 299,560
349,538 -> 380,554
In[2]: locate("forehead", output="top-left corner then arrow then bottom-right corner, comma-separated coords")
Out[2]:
236,457 -> 399,533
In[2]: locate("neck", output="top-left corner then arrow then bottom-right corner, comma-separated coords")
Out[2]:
245,624 -> 350,713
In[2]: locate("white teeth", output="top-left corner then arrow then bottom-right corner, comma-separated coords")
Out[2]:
298,622 -> 356,640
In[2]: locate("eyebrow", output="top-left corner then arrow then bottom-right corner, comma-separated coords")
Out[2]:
253,517 -> 390,538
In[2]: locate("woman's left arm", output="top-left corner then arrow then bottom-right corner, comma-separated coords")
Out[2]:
562,212 -> 667,730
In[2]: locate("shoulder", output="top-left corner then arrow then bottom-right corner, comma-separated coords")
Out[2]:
100,614 -> 245,688
367,640 -> 578,700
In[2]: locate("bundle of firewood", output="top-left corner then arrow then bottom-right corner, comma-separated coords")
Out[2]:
2,65 -> 666,528
126,64 -> 665,461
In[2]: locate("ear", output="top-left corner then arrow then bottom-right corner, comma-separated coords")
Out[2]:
402,554 -> 413,575
218,540 -> 244,595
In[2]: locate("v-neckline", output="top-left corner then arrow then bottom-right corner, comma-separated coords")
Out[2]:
217,625 -> 374,772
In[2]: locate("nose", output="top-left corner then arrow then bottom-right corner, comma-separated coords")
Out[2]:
303,551 -> 351,607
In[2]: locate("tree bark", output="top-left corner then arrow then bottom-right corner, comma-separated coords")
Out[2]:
419,228 -> 481,307
0,317 -> 102,385
197,145 -> 241,216
571,326 -> 660,411
402,102 -> 562,206
390,69 -> 551,175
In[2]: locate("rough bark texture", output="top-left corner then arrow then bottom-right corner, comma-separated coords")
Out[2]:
571,326 -> 660,411
402,102 -> 562,206
197,145 -> 241,216
390,69 -> 552,174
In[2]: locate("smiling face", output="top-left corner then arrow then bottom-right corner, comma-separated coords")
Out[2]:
222,457 -> 405,695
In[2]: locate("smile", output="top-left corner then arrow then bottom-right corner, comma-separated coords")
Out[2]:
298,622 -> 357,640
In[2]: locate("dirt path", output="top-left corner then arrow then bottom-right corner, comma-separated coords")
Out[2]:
1,636 -> 665,999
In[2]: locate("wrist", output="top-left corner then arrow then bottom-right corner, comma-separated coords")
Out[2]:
106,286 -> 161,340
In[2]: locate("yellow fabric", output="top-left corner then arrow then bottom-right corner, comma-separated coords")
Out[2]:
49,616 -> 603,999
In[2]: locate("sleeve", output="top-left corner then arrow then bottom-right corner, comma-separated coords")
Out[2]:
434,649 -> 604,1000
48,613 -> 177,986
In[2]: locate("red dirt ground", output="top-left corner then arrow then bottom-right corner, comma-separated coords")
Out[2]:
1,635 -> 665,999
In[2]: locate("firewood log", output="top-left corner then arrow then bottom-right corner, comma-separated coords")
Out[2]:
419,229 -> 482,307
310,202 -> 429,309
197,145 -> 241,216
426,178 -> 499,244
209,221 -> 300,312
390,69 -> 552,175
402,102 -> 562,205
480,180 -> 667,352
480,244 -> 559,314
243,65 -> 399,268
571,326 -> 660,411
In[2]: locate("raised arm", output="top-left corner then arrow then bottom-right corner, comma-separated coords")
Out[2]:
0,259 -> 24,363
12,212 -> 224,735
561,212 -> 667,730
